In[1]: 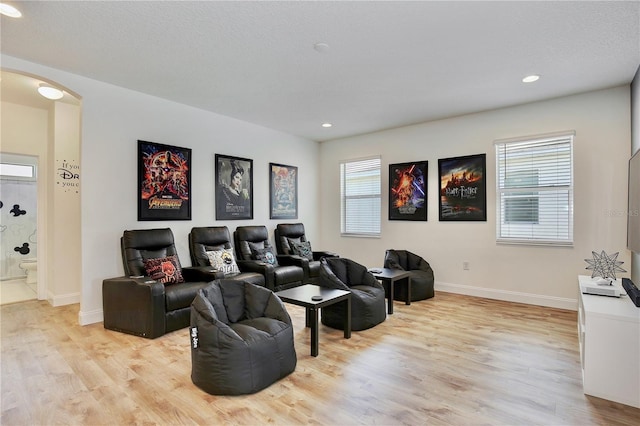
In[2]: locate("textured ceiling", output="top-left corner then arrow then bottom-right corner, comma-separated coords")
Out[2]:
1,1 -> 639,142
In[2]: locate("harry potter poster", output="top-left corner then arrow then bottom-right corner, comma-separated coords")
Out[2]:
438,154 -> 486,221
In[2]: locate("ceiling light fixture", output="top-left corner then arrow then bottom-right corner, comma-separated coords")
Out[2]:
313,42 -> 330,53
37,83 -> 64,100
522,75 -> 540,83
321,123 -> 332,128
0,3 -> 22,18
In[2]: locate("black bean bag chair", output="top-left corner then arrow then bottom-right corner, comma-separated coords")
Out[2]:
319,257 -> 386,331
190,280 -> 296,395
383,249 -> 435,301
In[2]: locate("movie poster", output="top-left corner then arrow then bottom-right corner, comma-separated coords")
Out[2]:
389,161 -> 428,221
138,140 -> 191,221
270,163 -> 298,219
438,153 -> 486,221
215,154 -> 253,220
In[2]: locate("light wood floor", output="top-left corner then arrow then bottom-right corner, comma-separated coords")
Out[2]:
2,291 -> 639,425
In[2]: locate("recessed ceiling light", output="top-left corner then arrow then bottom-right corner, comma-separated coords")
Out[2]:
314,43 -> 330,53
0,3 -> 22,18
37,84 -> 64,100
321,123 -> 332,128
522,75 -> 540,83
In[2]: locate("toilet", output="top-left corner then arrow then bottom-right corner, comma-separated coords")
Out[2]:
19,258 -> 37,284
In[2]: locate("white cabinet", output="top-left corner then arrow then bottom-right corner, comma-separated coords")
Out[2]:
578,275 -> 640,408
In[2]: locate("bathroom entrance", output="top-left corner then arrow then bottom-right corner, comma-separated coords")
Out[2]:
0,153 -> 38,304
1,69 -> 82,307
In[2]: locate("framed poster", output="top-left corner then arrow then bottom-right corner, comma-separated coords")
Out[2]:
389,161 -> 428,221
138,140 -> 191,221
270,163 -> 298,219
215,154 -> 253,220
438,153 -> 486,221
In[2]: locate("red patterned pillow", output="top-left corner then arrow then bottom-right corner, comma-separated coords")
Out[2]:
143,255 -> 185,284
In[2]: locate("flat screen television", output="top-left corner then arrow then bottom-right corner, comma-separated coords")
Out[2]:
628,149 -> 640,253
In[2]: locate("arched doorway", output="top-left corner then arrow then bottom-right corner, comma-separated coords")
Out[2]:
0,69 -> 82,306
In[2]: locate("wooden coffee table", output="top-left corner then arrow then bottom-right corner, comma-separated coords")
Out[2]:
276,284 -> 351,357
369,268 -> 411,314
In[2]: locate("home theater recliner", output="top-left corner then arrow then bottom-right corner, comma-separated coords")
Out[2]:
103,228 -> 222,338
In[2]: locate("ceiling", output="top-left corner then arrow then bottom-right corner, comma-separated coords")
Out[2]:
1,1 -> 639,142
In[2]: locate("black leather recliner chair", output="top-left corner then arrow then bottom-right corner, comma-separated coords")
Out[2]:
188,226 -> 265,287
383,249 -> 435,301
319,257 -> 386,331
233,225 -> 305,292
190,280 -> 297,395
102,228 -> 220,339
274,223 -> 338,285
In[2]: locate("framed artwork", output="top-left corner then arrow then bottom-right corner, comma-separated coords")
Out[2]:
138,140 -> 191,221
215,154 -> 253,220
270,163 -> 298,219
389,161 -> 428,221
438,153 -> 486,221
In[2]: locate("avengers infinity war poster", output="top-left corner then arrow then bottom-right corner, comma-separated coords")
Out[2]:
138,140 -> 191,221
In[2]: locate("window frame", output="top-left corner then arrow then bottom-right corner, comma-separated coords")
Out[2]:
495,131 -> 574,246
340,156 -> 382,238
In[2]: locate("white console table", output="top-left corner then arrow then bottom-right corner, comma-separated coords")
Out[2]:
578,275 -> 640,408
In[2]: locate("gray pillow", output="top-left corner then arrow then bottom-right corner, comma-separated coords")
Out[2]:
290,240 -> 313,261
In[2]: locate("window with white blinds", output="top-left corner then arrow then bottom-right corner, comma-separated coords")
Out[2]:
340,156 -> 381,237
495,132 -> 574,245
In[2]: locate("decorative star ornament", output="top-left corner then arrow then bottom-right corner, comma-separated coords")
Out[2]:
584,250 -> 626,280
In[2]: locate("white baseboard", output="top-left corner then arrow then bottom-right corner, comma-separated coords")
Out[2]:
435,281 -> 577,311
79,308 -> 103,326
48,291 -> 81,307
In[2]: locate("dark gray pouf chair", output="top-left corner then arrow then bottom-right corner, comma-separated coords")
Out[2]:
318,257 -> 386,331
383,249 -> 435,301
190,280 -> 296,395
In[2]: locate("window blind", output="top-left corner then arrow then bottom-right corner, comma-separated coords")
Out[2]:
340,156 -> 381,237
495,133 -> 574,245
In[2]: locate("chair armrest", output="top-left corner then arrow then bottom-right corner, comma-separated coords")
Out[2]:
312,251 -> 339,261
102,276 -> 166,339
236,260 -> 276,290
236,259 -> 272,274
276,255 -> 310,284
182,266 -> 223,282
277,254 -> 308,268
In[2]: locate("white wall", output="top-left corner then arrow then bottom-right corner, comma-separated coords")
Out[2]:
319,86 -> 632,309
2,55 -> 321,325
50,102 -> 81,305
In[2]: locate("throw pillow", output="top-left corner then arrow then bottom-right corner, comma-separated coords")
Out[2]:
206,248 -> 240,275
250,246 -> 279,266
143,255 -> 185,284
290,240 -> 313,261
285,237 -> 301,254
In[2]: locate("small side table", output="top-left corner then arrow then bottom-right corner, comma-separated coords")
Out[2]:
276,284 -> 351,357
369,268 -> 411,314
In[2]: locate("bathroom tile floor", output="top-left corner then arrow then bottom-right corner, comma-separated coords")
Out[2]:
0,278 -> 36,305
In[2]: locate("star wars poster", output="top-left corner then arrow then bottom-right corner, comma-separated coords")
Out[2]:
389,161 -> 428,221
438,153 -> 486,221
138,140 -> 191,221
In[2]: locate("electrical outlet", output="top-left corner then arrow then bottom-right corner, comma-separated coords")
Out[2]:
463,261 -> 470,270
